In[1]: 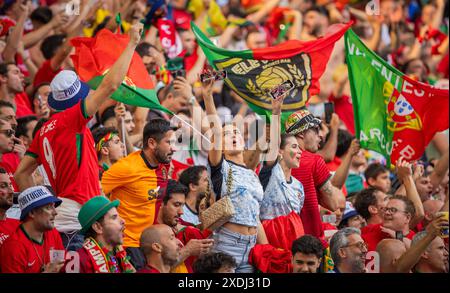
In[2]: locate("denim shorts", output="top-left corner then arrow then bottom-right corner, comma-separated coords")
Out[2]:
212,227 -> 257,273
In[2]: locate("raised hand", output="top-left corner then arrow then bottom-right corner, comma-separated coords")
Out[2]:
173,76 -> 193,99
129,22 -> 144,45
396,157 -> 413,182
271,92 -> 287,115
348,139 -> 361,157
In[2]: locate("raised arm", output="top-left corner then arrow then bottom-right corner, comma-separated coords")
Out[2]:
394,216 -> 448,273
263,94 -> 284,167
14,155 -> 39,191
246,0 -> 281,24
430,148 -> 449,189
202,79 -> 222,166
23,10 -> 69,49
286,10 -> 302,41
396,158 -> 425,229
84,22 -> 144,117
331,139 -> 360,189
317,113 -> 340,163
2,2 -> 29,62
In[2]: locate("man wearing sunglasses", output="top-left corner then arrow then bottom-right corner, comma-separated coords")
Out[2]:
0,119 -> 25,194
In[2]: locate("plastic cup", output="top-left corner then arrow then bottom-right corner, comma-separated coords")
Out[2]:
49,249 -> 66,263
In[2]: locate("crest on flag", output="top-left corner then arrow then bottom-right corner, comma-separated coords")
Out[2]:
383,82 -> 422,132
213,53 -> 313,111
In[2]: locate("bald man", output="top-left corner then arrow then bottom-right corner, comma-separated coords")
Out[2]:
376,239 -> 407,273
422,200 -> 444,228
138,224 -> 183,273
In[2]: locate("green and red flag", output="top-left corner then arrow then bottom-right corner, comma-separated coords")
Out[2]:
70,28 -> 171,114
192,21 -> 352,129
345,29 -> 449,167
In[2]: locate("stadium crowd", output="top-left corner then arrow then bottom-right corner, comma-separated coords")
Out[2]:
0,0 -> 448,273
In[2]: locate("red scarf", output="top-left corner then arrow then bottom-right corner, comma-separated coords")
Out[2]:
83,237 -> 136,273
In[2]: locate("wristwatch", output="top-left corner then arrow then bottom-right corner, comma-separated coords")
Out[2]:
395,231 -> 404,241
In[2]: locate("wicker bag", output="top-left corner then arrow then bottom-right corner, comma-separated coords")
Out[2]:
199,167 -> 235,231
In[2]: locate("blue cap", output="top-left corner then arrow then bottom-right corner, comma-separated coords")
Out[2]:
18,186 -> 62,221
48,70 -> 90,111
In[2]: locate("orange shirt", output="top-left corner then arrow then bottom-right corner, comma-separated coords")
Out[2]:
101,151 -> 169,247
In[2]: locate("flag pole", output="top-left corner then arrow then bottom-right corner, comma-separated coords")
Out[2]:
121,116 -> 127,156
172,113 -> 211,144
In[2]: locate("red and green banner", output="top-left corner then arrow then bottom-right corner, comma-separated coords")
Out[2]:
70,29 -> 171,114
345,29 -> 449,167
192,21 -> 352,127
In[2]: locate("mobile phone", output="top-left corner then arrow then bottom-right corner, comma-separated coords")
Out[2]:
171,69 -> 185,79
199,71 -> 213,83
269,80 -> 294,99
200,70 -> 227,83
214,70 -> 227,81
324,102 -> 334,124
322,214 -> 336,224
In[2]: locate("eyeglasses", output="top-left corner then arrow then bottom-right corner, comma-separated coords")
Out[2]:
0,129 -> 15,137
344,241 -> 368,251
384,207 -> 408,215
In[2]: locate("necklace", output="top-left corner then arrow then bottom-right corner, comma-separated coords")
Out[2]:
31,241 -> 45,272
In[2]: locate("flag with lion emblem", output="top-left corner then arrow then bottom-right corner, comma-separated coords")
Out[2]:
345,29 -> 449,167
192,21 -> 352,128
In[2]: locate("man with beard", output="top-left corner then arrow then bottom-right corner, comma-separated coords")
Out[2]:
0,186 -> 64,273
0,116 -> 26,193
329,227 -> 368,273
0,167 -> 19,248
138,224 -> 183,273
102,119 -> 176,270
74,196 -> 135,273
155,180 -> 214,273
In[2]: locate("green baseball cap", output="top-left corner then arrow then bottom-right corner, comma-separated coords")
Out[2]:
78,196 -> 120,235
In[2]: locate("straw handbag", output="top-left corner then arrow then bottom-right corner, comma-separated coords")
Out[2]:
199,167 -> 235,231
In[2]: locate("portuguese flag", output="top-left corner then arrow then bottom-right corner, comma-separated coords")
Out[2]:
345,29 -> 449,167
192,22 -> 352,128
70,29 -> 171,114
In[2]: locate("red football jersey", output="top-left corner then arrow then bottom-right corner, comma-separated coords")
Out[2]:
0,153 -> 20,192
27,101 -> 100,205
292,151 -> 332,240
0,218 -> 20,248
0,225 -> 64,273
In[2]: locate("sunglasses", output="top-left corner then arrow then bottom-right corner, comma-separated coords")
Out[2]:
0,129 -> 15,137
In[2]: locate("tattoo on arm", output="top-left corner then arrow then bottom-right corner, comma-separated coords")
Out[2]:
320,180 -> 333,197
